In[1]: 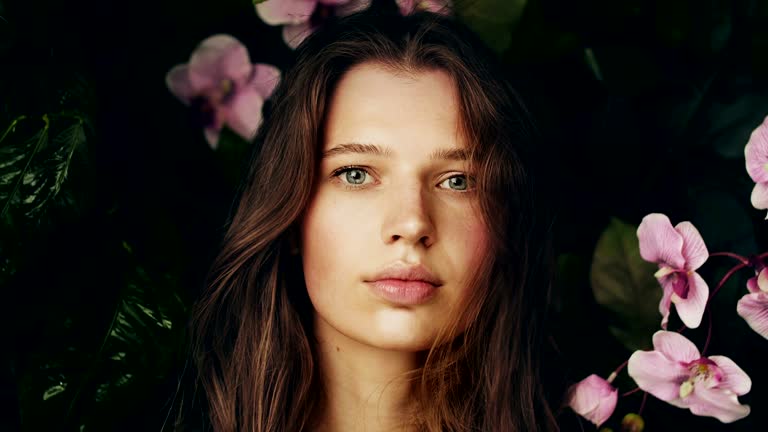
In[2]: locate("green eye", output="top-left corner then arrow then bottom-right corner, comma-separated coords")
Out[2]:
447,176 -> 467,190
344,168 -> 367,185
441,175 -> 472,191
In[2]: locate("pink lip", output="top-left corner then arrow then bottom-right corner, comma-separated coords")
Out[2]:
365,264 -> 442,305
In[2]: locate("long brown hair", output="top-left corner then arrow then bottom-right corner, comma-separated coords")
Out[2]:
189,6 -> 561,432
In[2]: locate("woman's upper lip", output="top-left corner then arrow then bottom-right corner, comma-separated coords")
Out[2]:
367,263 -> 442,286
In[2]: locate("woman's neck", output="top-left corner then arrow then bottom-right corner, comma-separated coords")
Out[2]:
310,314 -> 424,432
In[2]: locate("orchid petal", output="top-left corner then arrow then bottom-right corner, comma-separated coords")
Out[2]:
188,35 -> 253,90
333,0 -> 372,17
165,64 -> 196,103
256,0 -> 316,26
652,330 -> 700,362
396,0 -> 452,15
567,375 -> 617,427
282,21 -> 315,49
204,127 -> 221,150
736,292 -> 768,339
224,88 -> 265,142
628,350 -> 688,402
674,221 -> 708,270
747,276 -> 760,294
708,355 -> 752,395
637,214 -> 686,269
674,272 -> 708,329
686,386 -> 750,423
759,268 -> 768,292
746,268 -> 768,294
750,182 -> 768,215
658,280 -> 674,329
250,64 -> 281,99
744,116 -> 768,183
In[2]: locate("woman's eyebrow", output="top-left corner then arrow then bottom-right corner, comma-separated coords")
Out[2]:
322,142 -> 468,161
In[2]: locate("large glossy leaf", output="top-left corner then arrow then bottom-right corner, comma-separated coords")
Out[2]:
18,241 -> 189,431
0,114 -> 86,226
590,217 -> 662,351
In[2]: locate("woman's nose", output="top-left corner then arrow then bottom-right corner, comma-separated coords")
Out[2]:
380,185 -> 436,248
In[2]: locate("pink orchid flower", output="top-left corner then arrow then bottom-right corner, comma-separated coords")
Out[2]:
737,267 -> 768,339
637,213 -> 709,329
395,0 -> 453,15
628,331 -> 751,423
745,116 -> 768,218
255,0 -> 372,49
566,374 -> 618,427
166,35 -> 280,149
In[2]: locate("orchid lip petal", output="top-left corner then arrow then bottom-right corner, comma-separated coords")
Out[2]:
673,272 -> 709,329
686,385 -> 751,423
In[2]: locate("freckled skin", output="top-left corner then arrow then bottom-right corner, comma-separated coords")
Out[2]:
299,63 -> 489,352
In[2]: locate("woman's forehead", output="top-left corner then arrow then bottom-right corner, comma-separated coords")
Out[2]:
322,62 -> 467,156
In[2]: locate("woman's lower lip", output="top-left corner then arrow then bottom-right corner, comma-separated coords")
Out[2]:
366,279 -> 438,305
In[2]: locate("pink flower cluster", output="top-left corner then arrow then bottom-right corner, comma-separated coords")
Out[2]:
255,0 -> 452,49
568,114 -> 768,427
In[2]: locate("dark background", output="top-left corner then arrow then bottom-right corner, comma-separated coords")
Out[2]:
2,0 -> 768,430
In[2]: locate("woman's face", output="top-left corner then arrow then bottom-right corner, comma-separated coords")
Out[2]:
299,63 -> 489,351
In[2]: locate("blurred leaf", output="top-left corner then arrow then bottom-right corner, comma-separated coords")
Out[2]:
703,88 -> 768,159
690,188 -> 757,255
590,217 -> 662,351
456,0 -> 527,53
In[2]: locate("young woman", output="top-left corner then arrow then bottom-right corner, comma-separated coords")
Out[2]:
188,6 -> 563,432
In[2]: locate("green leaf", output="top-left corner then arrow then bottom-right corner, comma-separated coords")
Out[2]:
18,241 -> 189,430
0,114 -> 86,225
456,0 -> 527,53
64,251 -> 188,428
590,217 -> 662,351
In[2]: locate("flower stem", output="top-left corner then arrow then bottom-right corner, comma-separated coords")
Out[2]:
708,262 -> 748,302
702,307 -> 714,356
621,387 -> 642,397
638,391 -> 648,416
709,252 -> 749,264
608,359 -> 630,383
